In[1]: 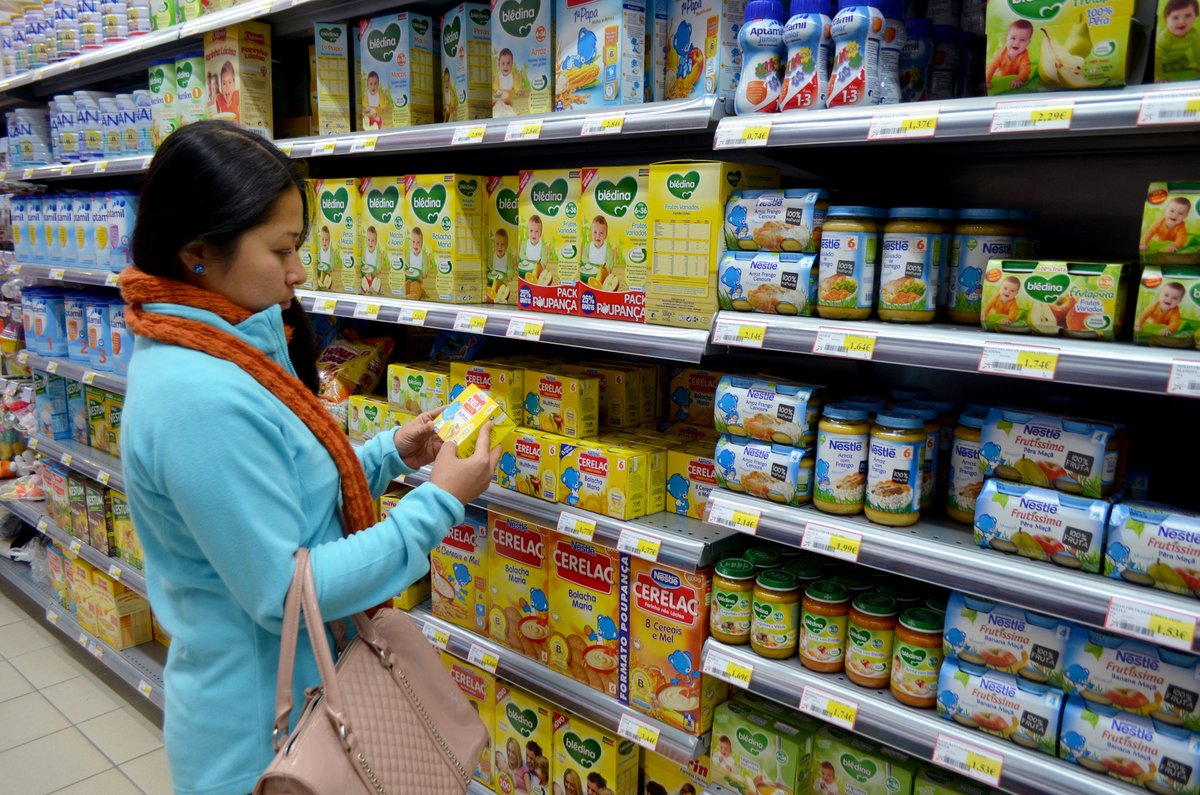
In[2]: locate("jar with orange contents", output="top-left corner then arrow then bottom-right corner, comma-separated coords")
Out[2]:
890,608 -> 945,708
799,580 -> 850,673
845,593 -> 898,689
751,569 -> 801,659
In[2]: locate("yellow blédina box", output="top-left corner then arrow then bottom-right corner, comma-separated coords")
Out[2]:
488,508 -> 552,663
313,178 -> 360,295
523,369 -> 600,439
549,535 -> 625,696
357,13 -> 435,130
495,683 -> 554,793
559,441 -> 647,519
358,176 -> 406,299
203,22 -> 273,137
313,23 -> 351,135
430,509 -> 489,630
388,363 -> 450,415
433,383 -> 517,457
552,711 -> 639,795
497,428 -> 562,502
403,174 -> 485,303
578,166 -> 651,323
440,652 -> 497,788
347,395 -> 388,443
486,175 -> 520,304
647,161 -> 779,329
451,360 -> 525,416
490,0 -> 553,117
518,169 -> 581,314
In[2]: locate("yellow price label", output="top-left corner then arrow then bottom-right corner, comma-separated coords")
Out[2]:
902,116 -> 937,131
507,120 -> 543,140
1030,107 -> 1072,123
723,660 -> 753,686
1187,99 -> 1200,114
49,268 -> 65,280
352,136 -> 378,152
312,141 -> 336,155
69,540 -> 82,556
46,608 -> 58,624
456,312 -> 488,331
965,751 -> 1003,781
107,563 -> 121,580
27,437 -> 38,450
62,164 -> 74,175
829,534 -> 861,557
47,361 -> 59,373
278,144 -> 294,156
636,537 -> 661,558
826,699 -> 857,725
60,453 -> 72,466
22,168 -> 34,179
520,122 -> 542,137
469,645 -> 501,672
620,714 -> 661,749
736,325 -> 766,344
1150,613 -> 1196,645
83,372 -> 96,385
409,309 -> 428,324
37,518 -> 48,532
464,126 -> 486,141
731,510 -> 760,531
98,471 -> 110,485
1016,350 -> 1058,373
93,161 -> 108,173
425,628 -> 450,649
636,725 -> 660,747
843,335 -> 876,355
316,298 -> 337,314
138,680 -> 153,698
599,116 -> 624,131
741,125 -> 771,144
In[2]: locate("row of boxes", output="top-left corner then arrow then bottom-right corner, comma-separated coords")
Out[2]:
41,461 -> 143,569
33,372 -> 123,457
45,545 -> 154,650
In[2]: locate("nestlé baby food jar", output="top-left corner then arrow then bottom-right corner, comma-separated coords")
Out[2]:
911,397 -> 956,489
946,409 -> 987,524
893,402 -> 940,511
890,608 -> 945,708
751,569 -> 802,659
865,411 -> 926,526
814,403 -> 870,516
843,394 -> 886,419
800,579 -> 850,672
948,209 -> 1013,325
879,208 -> 941,323
846,592 -> 898,689
818,206 -> 881,320
711,557 -> 757,645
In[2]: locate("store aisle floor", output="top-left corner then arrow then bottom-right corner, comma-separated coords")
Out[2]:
0,580 -> 172,794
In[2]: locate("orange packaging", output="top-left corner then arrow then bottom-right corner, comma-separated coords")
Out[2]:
548,535 -> 626,698
487,509 -> 552,664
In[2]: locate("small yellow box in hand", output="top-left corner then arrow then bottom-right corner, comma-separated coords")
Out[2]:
433,384 -> 516,457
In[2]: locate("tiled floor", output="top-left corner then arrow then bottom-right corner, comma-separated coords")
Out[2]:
0,580 -> 172,794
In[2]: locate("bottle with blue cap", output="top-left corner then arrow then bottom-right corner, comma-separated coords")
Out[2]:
827,0 -> 885,107
878,0 -> 904,103
780,0 -> 832,110
899,16 -> 933,101
734,0 -> 786,114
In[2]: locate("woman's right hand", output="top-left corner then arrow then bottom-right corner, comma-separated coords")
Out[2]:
429,422 -> 503,505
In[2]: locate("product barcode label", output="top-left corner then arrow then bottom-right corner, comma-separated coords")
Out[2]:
45,608 -> 58,624
978,343 -> 1058,380
422,623 -> 450,650
107,563 -> 121,580
714,120 -> 772,149
712,318 -> 767,348
398,307 -> 427,326
314,297 -> 338,315
451,125 -> 487,145
88,641 -> 103,659
618,528 -> 662,562
991,100 -> 1074,133
933,734 -> 1003,786
505,120 -> 543,142
868,112 -> 938,140
138,680 -> 152,698
69,540 -> 82,556
801,522 -> 862,562
310,140 -> 337,156
706,499 -> 761,534
92,161 -> 108,173
556,512 -> 596,542
348,136 -> 377,153
47,361 -> 59,373
505,318 -> 544,341
617,714 -> 660,751
97,470 -> 110,486
104,273 -> 120,287
799,686 -> 858,730
467,644 -> 500,673
454,312 -> 488,332
352,302 -> 381,320
48,268 -> 65,281
702,649 -> 753,686
812,328 -> 876,360
1137,90 -> 1200,126
1106,596 -> 1197,652
581,114 -> 625,136
1168,361 -> 1200,398
37,518 -> 48,533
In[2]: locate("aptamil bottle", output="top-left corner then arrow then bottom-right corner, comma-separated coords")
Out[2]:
780,0 -> 832,111
877,0 -> 903,104
827,0 -> 884,107
899,17 -> 932,102
734,0 -> 786,114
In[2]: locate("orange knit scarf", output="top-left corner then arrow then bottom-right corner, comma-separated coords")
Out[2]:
119,267 -> 376,536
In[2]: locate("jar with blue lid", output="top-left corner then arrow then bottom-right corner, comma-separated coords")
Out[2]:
949,209 -> 1013,325
865,410 -> 926,526
815,403 -> 871,515
818,205 -> 881,320
879,207 -> 941,322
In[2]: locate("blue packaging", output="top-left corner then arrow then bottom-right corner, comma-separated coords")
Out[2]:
66,377 -> 88,447
11,196 -> 29,262
44,197 -> 62,265
86,298 -> 112,371
27,197 -> 47,264
25,288 -> 68,356
72,194 -> 95,268
109,300 -> 132,375
56,194 -> 75,268
34,371 -> 71,440
106,190 -> 137,270
91,193 -> 110,271
63,292 -> 89,362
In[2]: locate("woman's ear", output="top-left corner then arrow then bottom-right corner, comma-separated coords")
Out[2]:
179,242 -> 219,284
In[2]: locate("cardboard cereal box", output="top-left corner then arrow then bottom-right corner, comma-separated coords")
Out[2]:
84,480 -> 113,556
347,396 -> 388,443
577,166 -> 650,323
47,545 -> 70,611
554,0 -> 646,110
313,22 -> 351,135
433,384 -> 517,457
314,178 -> 360,295
490,0 -> 553,116
104,391 -> 124,458
626,557 -> 723,735
497,428 -> 563,502
666,445 -> 717,519
642,752 -> 711,795
488,509 -> 552,663
610,437 -> 665,515
358,176 -> 405,298
67,474 -> 88,539
441,652 -> 498,788
552,711 -> 639,794
440,4 -> 492,121
668,367 -> 719,426
486,175 -> 520,304
388,363 -> 451,415
203,22 -> 273,137
518,169 -> 582,315
66,378 -> 87,447
71,559 -> 98,635
523,369 -> 600,439
549,535 -> 626,696
358,14 -> 435,130
403,174 -> 485,303
562,362 -> 642,428
430,509 -> 489,631
495,683 -> 554,794
451,360 -> 525,416
711,699 -> 817,795
647,161 -> 779,329
92,573 -> 152,650
560,442 -> 647,519
664,0 -> 746,100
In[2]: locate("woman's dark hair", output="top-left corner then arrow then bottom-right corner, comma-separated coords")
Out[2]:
133,121 -> 319,392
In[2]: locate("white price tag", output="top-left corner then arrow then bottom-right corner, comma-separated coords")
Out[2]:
314,297 -> 338,315
107,563 -> 121,580
348,136 -> 378,153
138,680 -> 152,698
991,100 -> 1074,133
78,632 -> 89,646
705,499 -> 761,534
46,608 -> 58,624
82,371 -> 96,385
801,522 -> 862,562
92,160 -> 108,173
933,734 -> 1004,787
1138,90 -> 1200,126
868,111 -> 938,140
978,342 -> 1059,380
617,528 -> 661,561
701,649 -> 754,686
467,644 -> 500,673
398,307 -> 428,325
556,512 -> 596,542
48,268 -> 65,280
97,470 -> 110,486
37,518 -> 48,533
712,318 -> 767,348
799,686 -> 858,730
505,317 -> 543,341
1168,361 -> 1200,398
454,312 -> 488,332
21,168 -> 34,179
104,273 -> 119,287
60,453 -> 72,466
352,302 -> 381,320
47,360 -> 59,373
17,351 -> 29,364
141,156 -> 153,170
88,641 -> 103,659
812,327 -> 877,360
27,437 -> 38,450
451,125 -> 487,145
581,114 -> 625,136
311,140 -> 337,155
714,120 -> 772,149
505,120 -> 543,142
617,714 -> 660,751
422,623 -> 451,650
1106,596 -> 1197,652
69,540 -> 82,556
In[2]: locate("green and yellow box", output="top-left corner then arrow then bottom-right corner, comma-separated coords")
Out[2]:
981,259 -> 1129,340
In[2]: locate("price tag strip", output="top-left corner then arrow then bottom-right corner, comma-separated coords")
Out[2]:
1137,90 -> 1200,126
107,563 -> 122,580
104,273 -> 120,287
505,317 -> 544,342
1168,360 -> 1200,398
352,302 -> 381,320
617,714 -> 661,751
701,649 -> 754,687
310,140 -> 337,156
69,539 -> 82,557
467,644 -> 500,674
706,499 -> 761,535
581,114 -> 625,136
801,522 -> 862,563
978,342 -> 1059,381
398,307 -> 428,325
617,528 -> 662,562
990,100 -> 1074,133
868,112 -> 939,140
452,125 -> 488,145
812,327 -> 877,360
712,318 -> 768,348
1106,595 -> 1198,652
454,312 -> 488,332
46,607 -> 59,624
556,512 -> 597,542
422,622 -> 451,650
505,120 -> 543,142
799,685 -> 858,731
933,733 -> 1004,787
348,136 -> 378,153
314,297 -> 338,315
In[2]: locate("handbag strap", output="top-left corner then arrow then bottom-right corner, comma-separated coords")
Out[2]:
272,549 -> 309,751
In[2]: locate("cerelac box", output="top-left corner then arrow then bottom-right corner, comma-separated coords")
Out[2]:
490,0 -> 553,116
314,178 -> 360,295
403,174 -> 485,303
518,169 -> 581,315
486,175 -> 520,304
647,161 -> 779,329
203,22 -> 273,137
440,652 -> 497,788
497,428 -> 562,502
579,166 -> 650,323
553,711 -> 639,794
488,509 -> 552,663
495,683 -> 554,794
430,508 -> 489,631
358,14 -> 435,130
358,176 -> 406,298
549,535 -> 626,697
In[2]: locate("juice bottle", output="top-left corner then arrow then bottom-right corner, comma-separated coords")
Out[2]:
877,0 -> 903,104
779,0 -> 832,110
826,0 -> 884,107
734,0 -> 786,114
899,17 -> 932,102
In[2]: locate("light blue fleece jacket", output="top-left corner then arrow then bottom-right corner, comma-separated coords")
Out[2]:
119,301 -> 464,795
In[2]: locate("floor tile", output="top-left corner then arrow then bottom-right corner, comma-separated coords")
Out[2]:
0,691 -> 70,752
121,747 -> 173,795
10,643 -> 92,689
0,594 -> 26,626
50,767 -> 141,795
0,658 -> 34,703
41,674 -> 123,723
0,727 -> 112,795
78,705 -> 163,765
0,617 -> 58,659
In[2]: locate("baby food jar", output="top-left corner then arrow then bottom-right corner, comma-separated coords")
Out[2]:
745,546 -> 782,573
878,208 -> 941,323
875,582 -> 925,608
911,397 -> 956,488
845,592 -> 898,689
865,411 -> 925,527
843,394 -> 885,418
814,403 -> 870,516
782,558 -> 823,587
817,206 -> 881,320
751,569 -> 802,659
889,386 -> 930,405
800,579 -> 850,672
946,409 -> 987,524
831,570 -> 873,594
948,209 -> 1013,325
890,608 -> 944,708
893,402 -> 939,510
711,557 -> 757,645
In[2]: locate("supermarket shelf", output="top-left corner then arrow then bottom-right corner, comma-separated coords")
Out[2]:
5,497 -> 146,597
24,432 -> 125,494
405,466 -> 739,571
467,783 -> 491,795
408,604 -> 707,764
707,488 -> 1200,652
17,351 -> 128,394
711,311 -> 1200,395
714,82 -> 1200,149
298,289 -> 712,363
701,639 -> 1140,795
0,154 -> 152,182
14,263 -> 122,288
0,553 -> 164,710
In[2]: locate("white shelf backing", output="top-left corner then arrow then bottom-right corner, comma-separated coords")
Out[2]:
297,290 -> 712,363
25,433 -> 126,493
711,311 -> 1200,395
0,553 -> 164,709
408,604 -> 707,764
713,83 -> 1200,149
702,640 -> 1141,795
17,351 -> 128,395
404,467 -> 740,572
706,488 -> 1200,652
14,264 -> 122,288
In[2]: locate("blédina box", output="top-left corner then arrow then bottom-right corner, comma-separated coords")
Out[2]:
664,0 -> 746,100
403,174 -> 485,303
486,175 -> 520,304
811,725 -> 920,795
1155,0 -> 1200,82
358,14 -> 435,130
578,166 -> 650,323
488,509 -> 552,663
490,0 -> 553,117
440,652 -> 497,788
553,711 -> 639,794
1134,266 -> 1200,349
358,177 -> 406,298
203,22 -> 273,137
519,169 -> 582,314
440,4 -> 492,122
981,259 -> 1129,340
549,535 -> 626,696
647,161 -> 780,329
495,684 -> 554,794
313,23 -> 351,135
554,0 -> 646,110
1140,182 -> 1200,266
313,178 -> 360,295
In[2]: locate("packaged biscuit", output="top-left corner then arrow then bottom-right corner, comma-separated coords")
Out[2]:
71,559 -> 99,636
433,384 -> 516,457
46,546 -> 70,611
490,0 -> 553,117
560,442 -> 647,520
549,536 -> 625,696
42,463 -> 69,533
666,446 -> 717,519
495,683 -> 554,794
388,364 -> 451,415
718,251 -> 820,315
724,189 -> 828,253
348,396 -> 389,444
642,752 -> 710,795
523,369 -> 600,439
978,408 -> 1114,499
497,428 -> 562,502
313,178 -> 360,295
441,654 -> 497,788
811,725 -> 920,795
943,592 -> 1073,688
578,165 -> 651,323
1141,182 -> 1200,266
357,13 -> 435,130
451,361 -> 525,417
402,174 -> 485,303
66,378 -> 87,447
488,509 -> 552,663
668,368 -> 720,426
430,508 -> 489,631
357,176 -> 406,299
518,169 -> 582,314
713,375 -> 821,448
85,386 -> 108,454
485,176 -> 520,304
1105,502 -> 1200,597
981,259 -> 1129,340
937,656 -> 1065,755
711,699 -> 818,795
554,0 -> 645,110
1133,266 -> 1200,349
562,363 -> 642,428
973,480 -> 1110,573
714,434 -> 814,507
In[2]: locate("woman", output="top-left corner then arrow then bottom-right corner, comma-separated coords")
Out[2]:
119,120 -> 498,795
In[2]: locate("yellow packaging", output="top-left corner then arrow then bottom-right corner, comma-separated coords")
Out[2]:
358,176 -> 406,299
668,367 -> 720,427
495,683 -> 554,794
91,574 -> 152,650
103,391 -> 124,458
647,161 -> 780,329
71,559 -> 98,636
430,508 -> 489,631
497,428 -> 562,502
488,509 -> 551,663
440,652 -> 497,788
388,363 -> 450,415
666,446 -> 717,519
403,174 -> 485,303
552,711 -> 639,794
85,385 -> 108,454
451,360 -> 525,417
562,363 -> 642,428
433,384 -> 517,457
659,422 -> 721,444
642,753 -> 711,795
203,22 -> 273,137
622,438 -> 666,515
578,166 -> 651,323
559,442 -> 647,520
523,369 -> 600,439
313,22 -> 351,135
593,358 -> 659,423
151,611 -> 171,648
549,534 -> 626,697
390,577 -> 430,610
518,169 -> 582,315
348,396 -> 389,443
378,483 -> 412,522
314,178 -> 360,295
485,175 -> 519,304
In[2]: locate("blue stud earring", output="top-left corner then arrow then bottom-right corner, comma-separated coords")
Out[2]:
193,263 -> 205,275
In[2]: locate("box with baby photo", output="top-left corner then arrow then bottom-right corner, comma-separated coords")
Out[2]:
578,166 -> 650,323
1155,0 -> 1200,81
203,22 -> 273,137
357,13 -> 435,130
1140,181 -> 1200,265
1134,265 -> 1200,349
358,176 -> 406,298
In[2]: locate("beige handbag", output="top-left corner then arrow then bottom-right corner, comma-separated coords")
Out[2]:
255,549 -> 486,795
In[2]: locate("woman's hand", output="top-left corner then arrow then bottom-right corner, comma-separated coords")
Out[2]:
430,422 -> 503,505
392,408 -> 444,469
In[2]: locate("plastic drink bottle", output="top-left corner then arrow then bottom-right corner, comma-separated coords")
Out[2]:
827,0 -> 884,107
734,0 -> 786,114
779,0 -> 832,110
899,16 -> 932,101
878,0 -> 904,104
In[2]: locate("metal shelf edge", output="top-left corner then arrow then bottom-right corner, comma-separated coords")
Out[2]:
14,264 -> 122,287
26,433 -> 126,493
18,351 -> 129,395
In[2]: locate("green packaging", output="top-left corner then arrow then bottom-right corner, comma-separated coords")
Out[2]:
711,699 -> 816,795
981,259 -> 1129,341
1140,182 -> 1200,265
1134,266 -> 1200,349
811,725 -> 920,795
